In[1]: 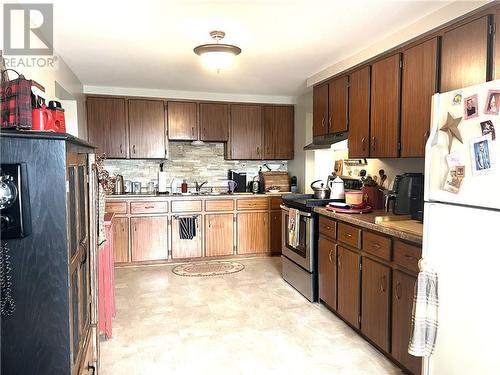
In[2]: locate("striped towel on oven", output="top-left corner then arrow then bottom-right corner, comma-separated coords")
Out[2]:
408,261 -> 439,357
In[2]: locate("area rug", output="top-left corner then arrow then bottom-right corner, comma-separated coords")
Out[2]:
172,261 -> 245,277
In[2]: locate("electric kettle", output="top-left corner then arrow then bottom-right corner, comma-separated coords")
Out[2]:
328,176 -> 345,200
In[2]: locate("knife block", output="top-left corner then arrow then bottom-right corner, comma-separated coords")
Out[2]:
362,186 -> 384,209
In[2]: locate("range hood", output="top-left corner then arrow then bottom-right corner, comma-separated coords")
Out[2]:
303,132 -> 348,151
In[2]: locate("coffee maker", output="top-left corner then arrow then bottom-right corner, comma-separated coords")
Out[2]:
392,173 -> 424,220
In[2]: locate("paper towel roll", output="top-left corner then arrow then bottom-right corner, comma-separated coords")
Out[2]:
158,171 -> 168,193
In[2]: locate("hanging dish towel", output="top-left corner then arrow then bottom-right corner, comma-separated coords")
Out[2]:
288,208 -> 300,248
179,217 -> 197,240
408,259 -> 439,357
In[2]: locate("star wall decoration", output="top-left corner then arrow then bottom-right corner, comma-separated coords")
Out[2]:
440,112 -> 463,153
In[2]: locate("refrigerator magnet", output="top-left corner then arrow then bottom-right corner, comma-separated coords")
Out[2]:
484,90 -> 500,115
464,94 -> 479,120
480,120 -> 496,140
470,134 -> 495,176
452,91 -> 463,105
443,165 -> 465,194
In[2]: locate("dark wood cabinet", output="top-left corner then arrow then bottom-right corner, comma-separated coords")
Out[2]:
228,104 -> 263,160
361,256 -> 391,352
348,66 -> 371,158
318,236 -> 337,310
263,105 -> 294,160
87,97 -> 127,158
128,99 -> 166,159
392,270 -> 422,375
131,216 -> 168,261
337,246 -> 360,328
370,53 -> 401,158
329,76 -> 349,134
401,38 -> 438,157
167,101 -> 199,140
269,210 -> 282,253
313,84 -> 329,137
440,15 -> 491,92
200,103 -> 229,142
495,9 -> 500,79
112,217 -> 129,263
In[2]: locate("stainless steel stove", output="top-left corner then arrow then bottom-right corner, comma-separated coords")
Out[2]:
280,194 -> 343,302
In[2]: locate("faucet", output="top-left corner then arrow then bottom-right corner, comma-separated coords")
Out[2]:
195,181 -> 208,192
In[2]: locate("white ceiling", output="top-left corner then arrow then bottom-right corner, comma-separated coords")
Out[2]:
52,0 -> 452,96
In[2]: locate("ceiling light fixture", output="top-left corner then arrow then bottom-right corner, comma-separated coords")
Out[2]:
194,31 -> 242,72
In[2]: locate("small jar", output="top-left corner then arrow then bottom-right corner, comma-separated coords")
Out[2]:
181,180 -> 188,193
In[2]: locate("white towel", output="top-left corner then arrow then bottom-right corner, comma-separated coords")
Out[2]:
408,262 -> 439,357
288,208 -> 300,248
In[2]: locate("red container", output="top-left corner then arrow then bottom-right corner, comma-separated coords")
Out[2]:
362,186 -> 385,209
32,106 -> 66,132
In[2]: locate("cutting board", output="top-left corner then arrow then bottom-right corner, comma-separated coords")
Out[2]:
260,171 -> 290,192
378,220 -> 423,237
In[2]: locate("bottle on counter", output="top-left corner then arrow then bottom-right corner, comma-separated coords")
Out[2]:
181,180 -> 188,193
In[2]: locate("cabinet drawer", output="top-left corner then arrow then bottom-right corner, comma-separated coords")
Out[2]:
319,216 -> 337,240
394,241 -> 421,273
205,199 -> 234,212
130,201 -> 168,214
362,231 -> 392,261
270,197 -> 282,210
236,198 -> 269,210
105,201 -> 128,214
172,200 -> 202,213
337,222 -> 361,248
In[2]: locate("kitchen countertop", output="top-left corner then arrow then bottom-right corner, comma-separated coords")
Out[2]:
105,192 -> 287,200
314,207 -> 423,245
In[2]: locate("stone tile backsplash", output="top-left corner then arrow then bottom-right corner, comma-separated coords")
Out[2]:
104,142 -> 288,190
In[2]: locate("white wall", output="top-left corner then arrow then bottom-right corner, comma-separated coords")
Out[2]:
307,1 -> 490,87
287,91 -> 314,193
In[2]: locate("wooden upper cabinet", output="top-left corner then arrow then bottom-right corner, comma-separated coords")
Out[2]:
392,270 -> 422,375
167,101 -> 198,140
87,97 -> 127,158
370,53 -> 401,158
128,99 -> 166,159
361,256 -> 391,352
337,246 -> 360,328
328,76 -> 348,134
228,104 -> 263,160
263,105 -> 294,160
313,84 -> 329,137
440,15 -> 491,92
199,103 -> 229,142
401,38 -> 438,158
348,66 -> 371,158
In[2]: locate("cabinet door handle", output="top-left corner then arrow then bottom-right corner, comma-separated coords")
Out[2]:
343,232 -> 352,238
361,137 -> 366,151
338,254 -> 342,269
144,205 -> 155,209
132,145 -> 136,154
208,218 -> 211,228
321,117 -> 325,128
328,116 -> 332,129
372,137 -> 376,151
191,127 -> 195,137
395,282 -> 402,300
371,242 -> 381,250
120,144 -> 123,154
328,249 -> 333,263
380,275 -> 387,293
256,146 -> 260,156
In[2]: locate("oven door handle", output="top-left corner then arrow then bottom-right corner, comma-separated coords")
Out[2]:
280,204 -> 312,218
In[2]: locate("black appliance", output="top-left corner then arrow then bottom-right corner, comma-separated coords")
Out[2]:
393,173 -> 424,219
0,163 -> 31,238
228,170 -> 247,193
280,194 -> 347,302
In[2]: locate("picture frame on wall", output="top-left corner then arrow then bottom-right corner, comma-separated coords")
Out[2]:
484,90 -> 500,115
464,94 -> 479,120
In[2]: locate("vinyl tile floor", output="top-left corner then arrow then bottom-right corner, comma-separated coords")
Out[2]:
100,257 -> 403,375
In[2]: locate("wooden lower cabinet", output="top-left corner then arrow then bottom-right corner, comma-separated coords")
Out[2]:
318,236 -> 337,310
112,217 -> 129,263
392,270 -> 422,375
205,214 -> 234,257
171,216 -> 202,258
361,256 -> 391,352
131,216 -> 168,261
237,212 -> 269,254
269,210 -> 282,253
337,246 -> 360,328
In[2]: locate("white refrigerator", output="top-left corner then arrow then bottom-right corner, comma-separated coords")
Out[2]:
423,80 -> 500,375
